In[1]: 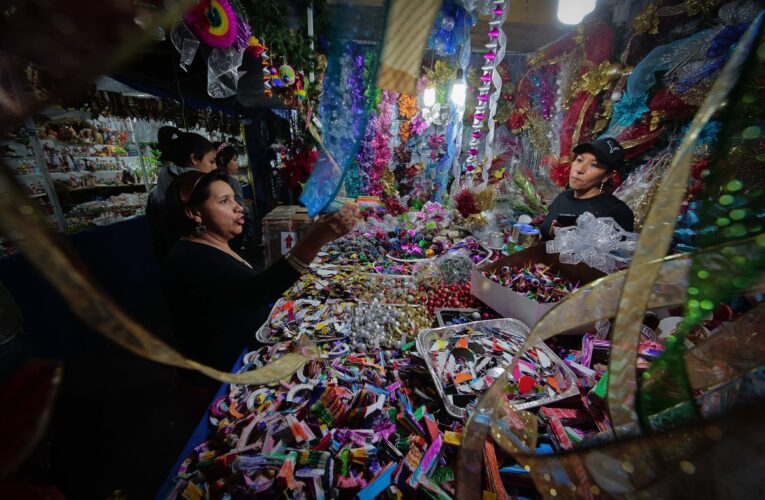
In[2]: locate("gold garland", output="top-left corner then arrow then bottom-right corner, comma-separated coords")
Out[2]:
632,3 -> 660,35
474,186 -> 496,212
571,93 -> 596,150
569,60 -> 624,98
525,112 -> 552,154
423,60 -> 457,88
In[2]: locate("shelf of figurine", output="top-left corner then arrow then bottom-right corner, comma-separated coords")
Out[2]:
64,191 -> 148,232
41,141 -> 142,174
37,122 -> 130,147
50,169 -> 145,190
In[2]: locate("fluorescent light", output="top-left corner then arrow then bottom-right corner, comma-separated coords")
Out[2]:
557,0 -> 597,25
423,87 -> 436,107
451,82 -> 466,106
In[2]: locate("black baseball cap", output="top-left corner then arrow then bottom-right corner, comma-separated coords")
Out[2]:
573,137 -> 624,170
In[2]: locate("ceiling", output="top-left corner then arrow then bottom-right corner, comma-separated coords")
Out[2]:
474,0 -> 573,54
112,0 -> 574,110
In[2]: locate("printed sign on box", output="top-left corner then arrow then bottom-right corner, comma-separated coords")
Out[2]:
280,231 -> 297,255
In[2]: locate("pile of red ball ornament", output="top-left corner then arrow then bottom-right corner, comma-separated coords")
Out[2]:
421,282 -> 482,316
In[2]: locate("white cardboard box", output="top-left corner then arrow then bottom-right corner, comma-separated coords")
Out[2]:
471,243 -> 605,328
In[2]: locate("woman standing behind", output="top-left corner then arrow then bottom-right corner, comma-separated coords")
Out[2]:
214,142 -> 253,257
146,127 -> 217,258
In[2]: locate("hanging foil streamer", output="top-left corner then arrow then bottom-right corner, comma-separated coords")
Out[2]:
299,1 -> 390,216
480,0 -> 509,188
447,8 -> 475,200
207,47 -> 244,98
433,5 -> 474,202
463,0 -> 508,183
171,22 -> 201,71
376,0 -> 441,95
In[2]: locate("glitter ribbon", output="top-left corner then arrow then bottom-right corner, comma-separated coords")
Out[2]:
299,2 -> 390,216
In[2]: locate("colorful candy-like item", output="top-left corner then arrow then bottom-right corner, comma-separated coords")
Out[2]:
483,263 -> 579,303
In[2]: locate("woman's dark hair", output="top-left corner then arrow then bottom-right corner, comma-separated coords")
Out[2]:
166,170 -> 231,235
157,126 -> 215,167
214,142 -> 238,173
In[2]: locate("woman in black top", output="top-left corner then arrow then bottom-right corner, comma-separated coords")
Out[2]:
540,137 -> 635,239
162,170 -> 358,377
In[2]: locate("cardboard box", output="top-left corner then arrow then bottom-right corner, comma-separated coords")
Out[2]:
262,205 -> 314,266
471,243 -> 605,328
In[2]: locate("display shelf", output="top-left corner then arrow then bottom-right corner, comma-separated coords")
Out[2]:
70,184 -> 145,192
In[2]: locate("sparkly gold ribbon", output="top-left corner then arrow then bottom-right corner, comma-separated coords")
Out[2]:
607,17 -> 762,435
571,93 -> 596,150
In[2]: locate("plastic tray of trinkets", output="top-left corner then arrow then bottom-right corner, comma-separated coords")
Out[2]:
348,299 -> 434,351
435,308 -> 483,327
416,318 -> 579,419
355,273 -> 425,305
255,297 -> 354,344
387,238 -> 491,266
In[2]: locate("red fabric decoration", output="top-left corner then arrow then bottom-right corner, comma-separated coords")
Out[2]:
559,92 -> 599,161
550,161 -> 571,187
616,123 -> 665,160
649,88 -> 697,121
383,197 -> 407,216
454,189 -> 479,218
508,110 -> 527,131
583,23 -> 615,64
281,148 -> 319,190
610,170 -> 623,189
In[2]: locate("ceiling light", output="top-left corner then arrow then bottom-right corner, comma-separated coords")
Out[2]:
557,0 -> 597,25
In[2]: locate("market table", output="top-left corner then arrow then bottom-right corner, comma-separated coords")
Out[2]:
156,350 -> 248,499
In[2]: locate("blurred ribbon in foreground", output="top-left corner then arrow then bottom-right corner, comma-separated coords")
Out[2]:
458,12 -> 765,498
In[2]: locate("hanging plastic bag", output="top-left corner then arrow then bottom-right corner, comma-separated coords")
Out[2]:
170,23 -> 200,71
207,47 -> 244,98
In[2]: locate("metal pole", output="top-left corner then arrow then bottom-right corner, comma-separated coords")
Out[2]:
24,116 -> 68,232
3,61 -> 67,232
128,118 -> 151,192
307,2 -> 315,83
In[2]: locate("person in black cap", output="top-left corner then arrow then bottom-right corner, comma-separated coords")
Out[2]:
540,137 -> 634,239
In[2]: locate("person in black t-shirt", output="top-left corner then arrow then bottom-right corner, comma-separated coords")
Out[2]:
162,170 -> 358,405
540,137 -> 635,239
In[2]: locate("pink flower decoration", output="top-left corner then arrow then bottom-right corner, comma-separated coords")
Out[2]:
410,115 -> 428,136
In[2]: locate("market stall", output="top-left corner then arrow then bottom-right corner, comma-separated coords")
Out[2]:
154,0 -> 765,497
1,0 -> 764,498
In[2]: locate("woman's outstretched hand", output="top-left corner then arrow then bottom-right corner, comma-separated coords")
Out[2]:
290,204 -> 360,264
311,204 -> 360,245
